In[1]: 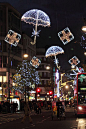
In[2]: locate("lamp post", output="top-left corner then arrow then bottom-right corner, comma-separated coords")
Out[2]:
7,44 -> 11,102
23,54 -> 29,103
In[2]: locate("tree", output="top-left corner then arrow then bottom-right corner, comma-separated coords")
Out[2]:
12,60 -> 41,102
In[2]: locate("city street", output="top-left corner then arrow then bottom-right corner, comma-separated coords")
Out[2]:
0,107 -> 86,129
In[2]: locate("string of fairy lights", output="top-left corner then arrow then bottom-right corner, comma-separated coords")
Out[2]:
12,60 -> 41,93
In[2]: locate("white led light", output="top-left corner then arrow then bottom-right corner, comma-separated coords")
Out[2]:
78,106 -> 82,110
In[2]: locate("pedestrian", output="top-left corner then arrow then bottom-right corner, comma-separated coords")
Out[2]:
56,99 -> 61,118
37,102 -> 41,114
10,102 -> 13,113
21,102 -> 32,123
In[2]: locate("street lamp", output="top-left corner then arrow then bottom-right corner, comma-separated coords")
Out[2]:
81,26 -> 86,32
65,85 -> 68,89
23,54 -> 29,103
23,54 -> 29,58
84,50 -> 86,56
46,66 -> 50,70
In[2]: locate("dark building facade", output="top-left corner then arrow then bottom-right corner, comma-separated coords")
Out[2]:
36,48 -> 54,101
0,3 -> 36,101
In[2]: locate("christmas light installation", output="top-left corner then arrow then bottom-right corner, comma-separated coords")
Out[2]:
4,30 -> 21,47
70,66 -> 84,76
80,33 -> 86,49
68,56 -> 80,66
12,60 -> 41,102
21,9 -> 50,45
55,69 -> 60,98
45,46 -> 64,69
30,56 -> 41,68
58,27 -> 74,45
68,56 -> 83,77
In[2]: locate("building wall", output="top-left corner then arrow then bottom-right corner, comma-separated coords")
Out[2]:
0,3 -> 35,101
22,33 -> 36,61
36,48 -> 54,99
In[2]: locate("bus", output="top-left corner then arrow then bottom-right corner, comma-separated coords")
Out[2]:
74,73 -> 86,115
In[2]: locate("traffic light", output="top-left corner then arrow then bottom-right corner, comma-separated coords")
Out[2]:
37,88 -> 41,93
4,95 -> 7,98
49,91 -> 53,95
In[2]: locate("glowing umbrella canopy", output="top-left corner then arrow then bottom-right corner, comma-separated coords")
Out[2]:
45,46 -> 64,69
21,9 -> 50,45
45,46 -> 64,58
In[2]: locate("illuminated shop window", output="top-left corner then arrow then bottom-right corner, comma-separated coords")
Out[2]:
0,56 -> 2,68
3,76 -> 6,82
0,76 -> 2,82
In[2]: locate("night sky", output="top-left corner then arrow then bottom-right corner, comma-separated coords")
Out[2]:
0,0 -> 86,71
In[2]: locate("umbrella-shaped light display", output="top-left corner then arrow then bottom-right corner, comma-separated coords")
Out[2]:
21,9 -> 50,45
45,46 -> 64,69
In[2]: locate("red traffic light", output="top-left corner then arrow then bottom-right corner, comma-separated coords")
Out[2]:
37,88 -> 40,93
49,91 -> 53,95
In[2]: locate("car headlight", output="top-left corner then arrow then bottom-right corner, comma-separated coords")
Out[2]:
78,106 -> 82,110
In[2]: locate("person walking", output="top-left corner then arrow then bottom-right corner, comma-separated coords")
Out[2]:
37,102 -> 41,114
21,102 -> 32,123
56,99 -> 62,118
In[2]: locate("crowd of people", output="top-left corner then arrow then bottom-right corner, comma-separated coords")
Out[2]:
0,100 -> 52,114
0,101 -> 18,114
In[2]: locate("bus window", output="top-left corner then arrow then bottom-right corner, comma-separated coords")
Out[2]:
78,74 -> 86,106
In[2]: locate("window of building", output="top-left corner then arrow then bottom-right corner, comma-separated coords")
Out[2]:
44,72 -> 46,77
42,80 -> 44,85
3,56 -> 7,67
3,76 -> 6,82
39,72 -> 42,77
0,76 -> 2,82
48,80 -> 51,85
48,72 -> 50,77
0,56 -> 2,68
0,10 -> 3,21
44,57 -> 46,61
44,80 -> 46,85
0,42 -> 2,52
3,42 -> 7,52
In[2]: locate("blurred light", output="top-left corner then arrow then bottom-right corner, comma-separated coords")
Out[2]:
84,50 -> 86,56
49,91 -> 53,95
82,26 -> 86,32
46,66 -> 50,70
0,87 -> 2,90
37,88 -> 40,93
71,65 -> 75,69
65,85 -> 68,89
78,106 -> 82,110
23,54 -> 28,58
